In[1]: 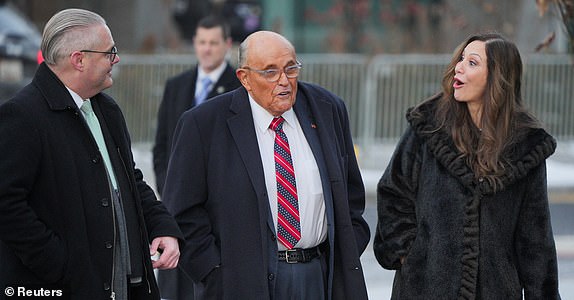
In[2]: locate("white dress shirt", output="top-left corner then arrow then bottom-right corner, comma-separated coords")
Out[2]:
66,86 -> 86,111
248,95 -> 327,251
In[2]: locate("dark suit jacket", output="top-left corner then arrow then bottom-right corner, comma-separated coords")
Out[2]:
153,63 -> 240,195
162,82 -> 370,300
0,63 -> 183,300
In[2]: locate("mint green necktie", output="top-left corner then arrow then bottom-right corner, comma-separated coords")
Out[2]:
81,100 -> 118,189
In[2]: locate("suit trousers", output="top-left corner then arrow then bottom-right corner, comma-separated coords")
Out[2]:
191,255 -> 326,300
274,255 -> 326,300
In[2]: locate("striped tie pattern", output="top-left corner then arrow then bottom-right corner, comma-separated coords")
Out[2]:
270,117 -> 301,249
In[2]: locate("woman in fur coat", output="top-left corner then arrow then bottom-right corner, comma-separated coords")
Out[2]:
374,32 -> 561,299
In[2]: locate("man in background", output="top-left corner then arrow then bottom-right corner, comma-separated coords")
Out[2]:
154,15 -> 240,300
153,15 -> 241,195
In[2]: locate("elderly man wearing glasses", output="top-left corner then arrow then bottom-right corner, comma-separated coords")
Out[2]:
161,30 -> 370,300
0,8 -> 183,300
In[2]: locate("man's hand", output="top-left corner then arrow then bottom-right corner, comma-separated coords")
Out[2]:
150,236 -> 180,269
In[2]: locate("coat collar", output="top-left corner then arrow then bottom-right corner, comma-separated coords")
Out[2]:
33,63 -> 127,158
407,94 -> 556,194
33,63 -> 115,113
33,63 -> 77,111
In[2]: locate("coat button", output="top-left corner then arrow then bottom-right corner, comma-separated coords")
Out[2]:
268,273 -> 275,281
92,157 -> 99,163
105,241 -> 113,249
271,235 -> 276,241
103,282 -> 110,291
101,198 -> 109,207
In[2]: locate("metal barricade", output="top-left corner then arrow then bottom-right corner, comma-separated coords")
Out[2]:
107,54 -> 574,148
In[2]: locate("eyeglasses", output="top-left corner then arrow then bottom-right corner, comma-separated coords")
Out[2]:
80,46 -> 118,62
242,61 -> 302,82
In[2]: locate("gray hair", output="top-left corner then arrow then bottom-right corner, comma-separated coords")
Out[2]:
41,8 -> 106,65
238,39 -> 248,67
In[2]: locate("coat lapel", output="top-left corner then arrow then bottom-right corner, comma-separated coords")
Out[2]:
35,63 -> 76,111
226,90 -> 274,232
34,64 -> 102,156
293,87 -> 336,240
188,66 -> 199,107
90,95 -> 135,171
207,64 -> 236,99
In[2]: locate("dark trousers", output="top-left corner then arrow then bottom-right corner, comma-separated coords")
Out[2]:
157,268 -> 194,300
192,255 -> 327,300
273,255 -> 326,300
128,282 -> 155,300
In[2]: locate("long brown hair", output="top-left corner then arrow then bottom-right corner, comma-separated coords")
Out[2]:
436,32 -> 541,189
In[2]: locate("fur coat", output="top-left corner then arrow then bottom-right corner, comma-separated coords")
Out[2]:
374,95 -> 561,299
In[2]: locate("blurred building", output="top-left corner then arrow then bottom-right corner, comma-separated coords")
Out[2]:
5,0 -> 570,55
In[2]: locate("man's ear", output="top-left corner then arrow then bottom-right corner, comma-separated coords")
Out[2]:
236,69 -> 251,91
69,51 -> 84,71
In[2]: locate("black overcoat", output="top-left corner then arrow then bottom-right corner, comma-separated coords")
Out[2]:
374,95 -> 561,299
0,63 -> 183,299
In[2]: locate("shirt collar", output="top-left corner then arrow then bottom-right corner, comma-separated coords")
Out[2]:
197,61 -> 228,84
248,94 -> 296,134
65,86 -> 87,110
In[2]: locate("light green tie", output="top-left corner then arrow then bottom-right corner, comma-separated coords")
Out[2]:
81,100 -> 118,189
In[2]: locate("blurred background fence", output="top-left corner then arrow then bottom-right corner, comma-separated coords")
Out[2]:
108,53 -> 574,153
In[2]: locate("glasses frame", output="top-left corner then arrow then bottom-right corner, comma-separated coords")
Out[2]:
80,46 -> 118,62
242,61 -> 302,82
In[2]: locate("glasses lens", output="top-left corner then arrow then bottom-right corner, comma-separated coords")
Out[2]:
264,70 -> 280,82
285,65 -> 300,78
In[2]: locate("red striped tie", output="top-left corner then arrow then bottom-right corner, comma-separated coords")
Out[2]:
270,117 -> 301,249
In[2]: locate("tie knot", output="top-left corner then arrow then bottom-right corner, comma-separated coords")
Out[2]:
80,100 -> 94,115
270,117 -> 285,132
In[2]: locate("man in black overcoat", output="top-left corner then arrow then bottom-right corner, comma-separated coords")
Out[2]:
162,31 -> 370,300
0,8 -> 183,300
